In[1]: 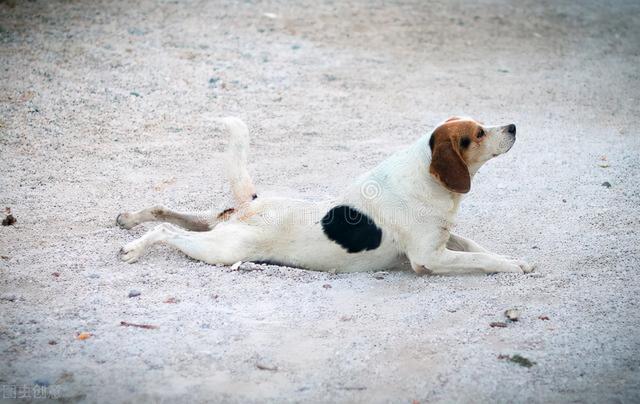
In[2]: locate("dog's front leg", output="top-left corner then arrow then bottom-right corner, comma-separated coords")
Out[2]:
447,233 -> 534,268
408,248 -> 533,275
446,232 -> 491,253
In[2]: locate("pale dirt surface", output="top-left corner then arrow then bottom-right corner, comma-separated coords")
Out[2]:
1,0 -> 640,402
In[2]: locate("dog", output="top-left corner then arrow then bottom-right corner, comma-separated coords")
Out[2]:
117,116 -> 534,275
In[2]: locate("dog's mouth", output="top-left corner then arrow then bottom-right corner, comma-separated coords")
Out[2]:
492,144 -> 514,158
499,137 -> 516,156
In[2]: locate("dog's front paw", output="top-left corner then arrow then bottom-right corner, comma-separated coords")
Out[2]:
484,261 -> 522,274
116,212 -> 137,230
508,259 -> 535,274
120,239 -> 145,263
521,261 -> 536,274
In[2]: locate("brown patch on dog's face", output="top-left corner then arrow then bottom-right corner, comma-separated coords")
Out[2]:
428,118 -> 488,193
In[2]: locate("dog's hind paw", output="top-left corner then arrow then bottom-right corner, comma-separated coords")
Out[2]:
120,240 -> 145,263
116,212 -> 137,230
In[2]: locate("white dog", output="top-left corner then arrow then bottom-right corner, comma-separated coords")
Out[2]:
117,116 -> 534,275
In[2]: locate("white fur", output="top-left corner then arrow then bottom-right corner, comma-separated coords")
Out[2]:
118,118 -> 533,275
219,117 -> 256,205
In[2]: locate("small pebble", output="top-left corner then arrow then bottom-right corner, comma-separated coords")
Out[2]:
2,214 -> 16,226
601,181 -> 611,188
498,354 -> 536,368
76,332 -> 92,340
127,27 -> 145,36
128,290 -> 141,298
505,309 -> 520,321
34,378 -> 50,387
322,284 -> 332,289
256,362 -> 278,371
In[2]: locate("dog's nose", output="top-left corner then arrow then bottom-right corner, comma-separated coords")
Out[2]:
507,124 -> 516,136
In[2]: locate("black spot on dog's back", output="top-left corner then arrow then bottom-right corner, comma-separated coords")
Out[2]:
321,205 -> 382,253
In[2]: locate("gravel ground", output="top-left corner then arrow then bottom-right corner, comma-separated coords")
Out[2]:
1,0 -> 640,402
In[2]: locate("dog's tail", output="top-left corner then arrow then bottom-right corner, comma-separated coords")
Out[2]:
218,117 -> 257,206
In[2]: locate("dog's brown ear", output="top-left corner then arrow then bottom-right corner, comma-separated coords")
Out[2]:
429,136 -> 470,193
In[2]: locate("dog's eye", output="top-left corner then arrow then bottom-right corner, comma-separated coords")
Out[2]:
477,129 -> 485,138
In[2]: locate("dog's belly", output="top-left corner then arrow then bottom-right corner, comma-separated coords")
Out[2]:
254,226 -> 402,272
239,197 -> 403,272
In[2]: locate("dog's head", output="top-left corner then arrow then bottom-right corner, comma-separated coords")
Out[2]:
428,116 -> 516,193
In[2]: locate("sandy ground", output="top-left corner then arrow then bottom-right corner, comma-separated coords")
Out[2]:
1,0 -> 640,402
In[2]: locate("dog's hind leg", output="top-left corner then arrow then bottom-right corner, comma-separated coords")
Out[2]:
116,205 -> 212,231
119,222 -> 257,264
